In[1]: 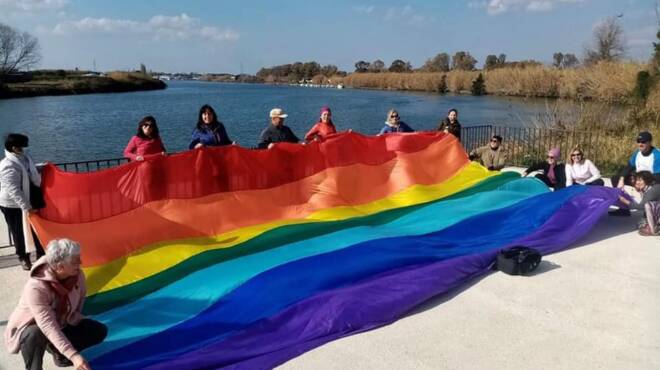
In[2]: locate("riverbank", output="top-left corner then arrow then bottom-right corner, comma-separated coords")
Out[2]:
334,62 -> 648,103
0,71 -> 166,99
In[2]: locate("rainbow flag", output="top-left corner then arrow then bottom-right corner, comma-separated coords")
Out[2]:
31,132 -> 619,370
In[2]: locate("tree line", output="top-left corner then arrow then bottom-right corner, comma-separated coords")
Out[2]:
256,62 -> 347,83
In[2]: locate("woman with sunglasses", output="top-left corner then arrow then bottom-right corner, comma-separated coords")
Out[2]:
123,115 -> 166,161
379,109 -> 414,135
565,148 -> 604,186
522,147 -> 566,190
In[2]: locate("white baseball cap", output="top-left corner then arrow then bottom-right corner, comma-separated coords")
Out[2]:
269,108 -> 288,118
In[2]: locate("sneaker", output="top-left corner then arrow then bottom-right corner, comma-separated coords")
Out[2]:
608,208 -> 631,217
46,343 -> 73,367
19,258 -> 31,271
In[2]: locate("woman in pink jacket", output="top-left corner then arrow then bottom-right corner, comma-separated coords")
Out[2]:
123,115 -> 167,161
4,239 -> 107,370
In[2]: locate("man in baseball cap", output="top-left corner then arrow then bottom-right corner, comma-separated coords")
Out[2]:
609,130 -> 660,216
257,108 -> 299,149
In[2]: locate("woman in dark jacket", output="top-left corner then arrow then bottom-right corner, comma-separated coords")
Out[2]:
523,147 -> 566,190
189,105 -> 233,149
437,108 -> 461,141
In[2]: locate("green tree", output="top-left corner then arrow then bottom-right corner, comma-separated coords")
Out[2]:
354,60 -> 370,73
369,59 -> 386,73
422,53 -> 450,72
552,52 -> 564,68
484,55 -> 499,69
451,51 -> 477,71
562,53 -> 579,68
471,73 -> 486,96
388,59 -> 411,73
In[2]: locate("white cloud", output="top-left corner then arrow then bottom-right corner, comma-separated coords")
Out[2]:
52,13 -> 239,42
484,0 -> 584,15
0,0 -> 67,11
353,5 -> 375,14
384,5 -> 435,25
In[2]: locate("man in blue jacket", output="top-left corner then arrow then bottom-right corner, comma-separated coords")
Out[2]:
611,131 -> 660,188
610,131 -> 660,216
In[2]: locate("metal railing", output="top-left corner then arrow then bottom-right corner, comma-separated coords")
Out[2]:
55,157 -> 130,172
461,125 -> 622,169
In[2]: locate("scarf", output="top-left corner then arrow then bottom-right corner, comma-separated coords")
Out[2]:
547,163 -> 557,184
3,149 -> 41,253
47,271 -> 78,324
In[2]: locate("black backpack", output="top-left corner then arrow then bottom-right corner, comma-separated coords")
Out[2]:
495,246 -> 542,275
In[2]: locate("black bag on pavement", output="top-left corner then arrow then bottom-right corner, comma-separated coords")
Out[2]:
495,246 -> 542,275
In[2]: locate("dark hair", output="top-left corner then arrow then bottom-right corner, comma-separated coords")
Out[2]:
4,133 -> 29,152
635,171 -> 656,186
448,108 -> 458,116
492,135 -> 503,142
197,104 -> 220,130
136,116 -> 160,139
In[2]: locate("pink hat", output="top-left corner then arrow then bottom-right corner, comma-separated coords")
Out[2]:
320,106 -> 331,116
548,147 -> 561,158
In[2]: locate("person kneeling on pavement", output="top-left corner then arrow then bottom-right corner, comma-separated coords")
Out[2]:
615,171 -> 660,235
611,131 -> 660,188
469,135 -> 507,171
4,238 -> 107,370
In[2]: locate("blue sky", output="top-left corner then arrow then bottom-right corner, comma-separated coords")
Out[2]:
0,0 -> 657,73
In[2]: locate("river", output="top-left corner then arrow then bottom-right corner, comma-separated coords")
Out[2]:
0,80 -> 565,163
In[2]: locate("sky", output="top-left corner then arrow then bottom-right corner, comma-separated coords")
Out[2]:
0,0 -> 658,74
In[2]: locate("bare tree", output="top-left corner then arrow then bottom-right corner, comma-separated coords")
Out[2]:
0,23 -> 41,79
584,17 -> 626,65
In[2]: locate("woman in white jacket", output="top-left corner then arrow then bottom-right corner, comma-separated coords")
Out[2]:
565,148 -> 604,186
0,134 -> 45,270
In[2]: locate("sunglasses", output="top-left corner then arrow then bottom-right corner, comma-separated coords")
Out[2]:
637,140 -> 648,144
571,153 -> 582,157
390,115 -> 399,118
547,156 -> 555,159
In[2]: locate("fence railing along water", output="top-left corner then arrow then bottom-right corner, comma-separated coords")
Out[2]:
2,126 -> 627,248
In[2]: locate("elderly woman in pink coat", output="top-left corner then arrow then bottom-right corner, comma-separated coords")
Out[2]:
4,239 -> 106,370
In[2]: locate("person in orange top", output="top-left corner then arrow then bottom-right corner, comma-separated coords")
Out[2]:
304,106 -> 337,142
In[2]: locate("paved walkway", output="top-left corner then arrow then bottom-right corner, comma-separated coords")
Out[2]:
0,173 -> 658,370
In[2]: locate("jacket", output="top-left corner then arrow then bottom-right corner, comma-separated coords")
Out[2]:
4,257 -> 86,361
526,161 -> 566,189
0,152 -> 39,210
469,145 -> 507,170
123,136 -> 166,160
189,122 -> 232,149
622,147 -> 660,176
258,124 -> 299,149
304,122 -> 337,142
437,118 -> 461,141
378,121 -> 414,135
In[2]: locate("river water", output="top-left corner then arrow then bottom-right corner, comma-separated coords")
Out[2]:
0,80 -> 562,163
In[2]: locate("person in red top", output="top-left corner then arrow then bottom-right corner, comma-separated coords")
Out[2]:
304,106 -> 337,142
123,115 -> 167,161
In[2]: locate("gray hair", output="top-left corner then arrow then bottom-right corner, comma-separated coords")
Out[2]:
45,238 -> 81,267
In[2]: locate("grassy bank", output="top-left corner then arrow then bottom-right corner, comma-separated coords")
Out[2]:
335,62 -> 646,103
0,71 -> 166,99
